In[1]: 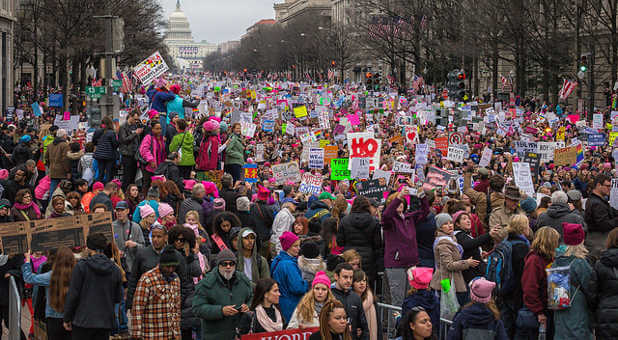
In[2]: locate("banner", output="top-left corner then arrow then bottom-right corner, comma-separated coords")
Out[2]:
299,173 -> 322,196
347,132 -> 381,171
309,148 -> 324,169
243,164 -> 258,183
133,51 -> 169,86
241,328 -> 318,340
0,213 -> 112,254
588,133 -> 606,147
513,162 -> 535,197
355,179 -> 388,203
271,161 -> 301,185
331,158 -> 351,180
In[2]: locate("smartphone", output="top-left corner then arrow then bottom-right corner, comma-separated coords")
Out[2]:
234,304 -> 243,311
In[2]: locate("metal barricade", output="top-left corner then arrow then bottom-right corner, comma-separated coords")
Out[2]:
8,276 -> 21,340
376,302 -> 401,339
439,317 -> 453,340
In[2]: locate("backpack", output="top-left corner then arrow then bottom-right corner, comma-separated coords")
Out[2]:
484,239 -> 526,296
546,259 -> 579,310
309,208 -> 329,223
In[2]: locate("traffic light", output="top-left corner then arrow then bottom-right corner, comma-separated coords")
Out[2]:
447,69 -> 467,101
580,55 -> 588,72
366,72 -> 373,87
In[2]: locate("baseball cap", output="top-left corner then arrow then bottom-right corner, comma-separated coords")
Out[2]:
115,201 -> 129,210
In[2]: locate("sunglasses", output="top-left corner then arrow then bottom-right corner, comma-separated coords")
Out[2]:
219,261 -> 236,267
175,238 -> 186,243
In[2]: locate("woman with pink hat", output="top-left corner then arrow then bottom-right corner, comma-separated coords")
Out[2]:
287,271 -> 336,329
196,119 -> 221,171
138,120 -> 166,195
402,267 -> 439,336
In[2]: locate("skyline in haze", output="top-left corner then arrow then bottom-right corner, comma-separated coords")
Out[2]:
159,0 -> 278,44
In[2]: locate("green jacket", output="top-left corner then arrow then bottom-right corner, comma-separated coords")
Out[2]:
224,133 -> 244,165
236,227 -> 270,285
192,269 -> 253,340
169,131 -> 195,166
42,135 -> 54,164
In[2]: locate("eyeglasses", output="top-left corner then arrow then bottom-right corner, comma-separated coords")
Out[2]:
219,261 -> 236,267
22,195 -> 32,199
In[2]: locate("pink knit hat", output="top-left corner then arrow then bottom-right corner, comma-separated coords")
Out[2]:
147,109 -> 159,119
202,181 -> 219,198
469,277 -> 496,304
151,175 -> 166,182
279,231 -> 299,251
184,179 -> 197,191
312,271 -> 331,288
158,203 -> 174,218
93,182 -> 104,191
139,204 -> 155,218
203,120 -> 220,132
0,169 -> 8,180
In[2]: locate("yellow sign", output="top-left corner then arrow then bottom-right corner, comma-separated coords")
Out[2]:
611,132 -> 618,146
293,105 -> 308,118
556,126 -> 565,142
319,139 -> 329,148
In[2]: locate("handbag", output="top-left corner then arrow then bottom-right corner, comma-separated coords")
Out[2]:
515,306 -> 539,329
440,278 -> 460,321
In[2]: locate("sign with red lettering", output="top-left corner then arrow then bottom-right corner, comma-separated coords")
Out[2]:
434,136 -> 448,156
241,327 -> 319,340
347,132 -> 381,172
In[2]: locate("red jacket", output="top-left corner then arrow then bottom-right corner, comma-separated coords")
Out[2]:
521,250 -> 552,315
196,135 -> 219,171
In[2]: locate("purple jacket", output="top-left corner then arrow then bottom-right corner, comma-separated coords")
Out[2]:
381,196 -> 429,268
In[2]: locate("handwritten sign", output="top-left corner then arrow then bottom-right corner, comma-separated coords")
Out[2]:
415,144 -> 428,165
271,161 -> 301,185
513,162 -> 535,197
323,145 -> 339,165
299,173 -> 322,195
479,147 -> 492,168
593,113 -> 604,130
611,179 -> 618,210
309,148 -> 324,169
133,51 -> 169,86
293,105 -> 308,118
355,179 -> 388,202
393,161 -> 414,173
553,145 -> 578,166
447,146 -> 465,163
350,157 -> 370,180
331,158 -> 351,180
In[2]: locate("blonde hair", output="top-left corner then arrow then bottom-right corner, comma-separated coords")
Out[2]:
507,214 -> 529,235
342,249 -> 361,266
296,285 -> 337,323
531,226 -> 560,259
186,210 -> 206,244
564,243 -> 588,259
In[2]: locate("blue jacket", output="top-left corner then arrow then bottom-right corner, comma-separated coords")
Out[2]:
304,200 -> 331,223
21,263 -> 62,319
447,303 -> 508,340
402,289 -> 439,329
271,251 -> 309,321
167,95 -> 185,120
151,90 -> 175,113
132,200 -> 160,223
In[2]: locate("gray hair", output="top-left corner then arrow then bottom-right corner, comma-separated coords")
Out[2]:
192,183 -> 205,197
551,191 -> 568,204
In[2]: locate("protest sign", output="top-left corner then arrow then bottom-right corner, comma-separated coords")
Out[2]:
241,122 -> 256,138
448,132 -> 464,145
355,179 -> 388,203
286,123 -> 295,136
133,51 -> 169,86
538,142 -> 564,162
373,169 -> 392,183
423,167 -> 456,191
415,144 -> 428,165
255,144 -> 265,162
0,213 -> 112,254
447,146 -> 465,163
347,132 -> 381,171
318,110 -> 329,130
523,152 -> 540,178
479,147 -> 493,168
553,145 -> 578,166
293,105 -> 308,118
323,145 -> 338,165
243,164 -> 258,183
271,161 -> 301,185
588,133 -> 606,146
53,115 -> 80,134
513,162 -> 535,197
556,126 -> 566,141
331,158 -> 351,180
404,125 -> 418,144
393,161 -> 414,173
434,136 -> 448,156
309,148 -> 324,169
611,179 -> 618,210
593,113 -> 604,130
299,173 -> 322,195
351,157 -> 370,179
262,119 -> 274,132
241,327 -> 318,340
49,94 -> 63,107
515,141 -> 538,158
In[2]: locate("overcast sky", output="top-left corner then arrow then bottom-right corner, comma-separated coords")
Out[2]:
159,0 -> 278,44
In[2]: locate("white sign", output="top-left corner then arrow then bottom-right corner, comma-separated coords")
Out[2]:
446,147 -> 465,163
309,148 -> 324,169
241,122 -> 256,138
133,51 -> 169,86
271,161 -> 301,185
53,115 -> 80,134
415,144 -> 428,165
347,132 -> 381,171
393,161 -> 414,173
350,157 -> 370,180
286,123 -> 295,136
593,113 -> 604,130
299,173 -> 322,195
479,147 -> 493,168
538,142 -> 565,163
513,162 -> 535,198
611,179 -> 618,210
255,144 -> 265,162
372,169 -> 392,182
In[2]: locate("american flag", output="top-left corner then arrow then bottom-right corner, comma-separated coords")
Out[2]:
559,79 -> 577,100
305,72 -> 311,81
500,74 -> 508,90
411,75 -> 424,93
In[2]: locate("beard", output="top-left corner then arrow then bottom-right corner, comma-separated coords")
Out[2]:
219,267 -> 234,280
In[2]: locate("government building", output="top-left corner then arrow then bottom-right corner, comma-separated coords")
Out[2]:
164,0 -> 217,72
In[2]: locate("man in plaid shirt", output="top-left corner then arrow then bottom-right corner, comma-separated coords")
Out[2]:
130,245 -> 182,340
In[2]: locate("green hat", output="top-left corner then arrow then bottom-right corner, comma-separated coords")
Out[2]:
318,192 -> 336,200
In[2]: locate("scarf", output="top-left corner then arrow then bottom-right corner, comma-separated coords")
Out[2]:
362,290 -> 378,340
255,305 -> 283,333
433,235 -> 463,256
14,201 -> 41,219
315,302 -> 325,316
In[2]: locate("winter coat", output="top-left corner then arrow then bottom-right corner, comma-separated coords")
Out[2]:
287,302 -> 320,329
45,137 -> 70,179
131,200 -> 160,224
0,254 -> 24,306
402,289 -> 440,331
237,210 -> 257,231
169,131 -> 195,166
196,135 -> 219,171
429,230 -> 470,293
454,229 -> 491,283
178,197 -> 205,226
151,90 -> 175,113
10,205 -> 40,221
21,263 -> 62,319
416,212 -> 436,268
236,227 -> 270,283
305,200 -> 331,223
12,141 -> 32,166
381,197 -> 429,269
166,95 -> 184,118
337,211 -> 382,282
447,303 -> 509,340
139,134 -> 166,173
154,160 -> 184,192
331,286 -> 369,340
250,202 -> 275,244
535,203 -> 586,240
112,219 -> 145,273
271,208 -> 296,254
489,205 -> 523,230
298,255 -> 327,282
118,123 -> 143,157
500,233 -> 530,307
552,254 -> 595,340
127,245 -> 161,310
192,270 -> 253,340
521,250 -> 553,315
271,250 -> 309,321
224,133 -> 244,165
584,193 -> 618,257
592,247 -> 618,338
63,254 -> 123,329
92,128 -> 118,161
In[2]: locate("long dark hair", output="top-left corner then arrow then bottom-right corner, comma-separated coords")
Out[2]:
350,196 -> 371,214
318,300 -> 352,340
398,309 -> 431,340
49,247 -> 76,312
250,278 -> 278,310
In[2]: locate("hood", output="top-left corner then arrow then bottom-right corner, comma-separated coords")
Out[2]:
546,203 -> 571,219
405,289 -> 438,310
237,227 -> 258,258
298,255 -> 326,273
600,248 -> 618,268
84,253 -> 116,275
309,200 -> 329,210
52,137 -> 65,145
344,212 -> 374,230
457,303 -> 496,326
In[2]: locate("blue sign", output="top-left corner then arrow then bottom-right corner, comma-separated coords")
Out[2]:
262,119 -> 274,132
49,94 -> 63,107
31,103 -> 42,117
588,133 -> 606,146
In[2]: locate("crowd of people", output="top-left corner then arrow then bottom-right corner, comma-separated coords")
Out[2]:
0,73 -> 617,340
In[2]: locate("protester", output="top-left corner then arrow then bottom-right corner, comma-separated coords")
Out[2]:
223,122 -> 245,182
298,241 -> 327,282
395,308 -> 433,340
331,263 -> 369,340
178,183 -> 207,225
352,270 -> 378,340
118,111 -> 144,190
239,278 -> 283,334
271,202 -> 297,254
236,228 -> 270,284
209,211 -> 240,255
169,119 -> 196,178
585,173 -> 618,258
489,185 -> 524,230
11,188 -> 40,221
401,267 -> 439,337
92,116 -> 119,183
309,300 -> 352,340
288,271 -> 336,329
536,191 -> 586,239
139,120 -> 166,195
45,128 -> 70,196
452,210 -> 491,283
592,227 -> 618,338
271,231 -> 309,321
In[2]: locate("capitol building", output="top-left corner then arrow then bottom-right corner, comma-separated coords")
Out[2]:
164,0 -> 217,72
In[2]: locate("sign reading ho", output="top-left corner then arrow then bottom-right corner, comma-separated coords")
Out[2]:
133,51 -> 169,86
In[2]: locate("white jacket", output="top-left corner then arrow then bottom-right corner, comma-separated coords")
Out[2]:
270,208 -> 296,253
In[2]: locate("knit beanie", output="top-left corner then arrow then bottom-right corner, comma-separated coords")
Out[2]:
519,197 -> 537,213
563,223 -> 585,246
435,213 -> 452,229
280,231 -> 299,251
300,241 -> 320,259
140,204 -> 155,219
469,277 -> 496,304
312,271 -> 331,288
236,197 -> 250,212
92,182 -> 104,191
158,203 -> 174,218
159,245 -> 180,266
216,249 -> 237,266
86,233 -> 108,251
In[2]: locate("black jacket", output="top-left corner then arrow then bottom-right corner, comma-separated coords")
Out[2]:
155,160 -> 184,192
331,286 -> 369,340
92,129 -> 118,161
11,142 -> 32,166
237,211 -> 257,234
536,202 -> 586,239
118,123 -> 143,157
165,124 -> 178,154
220,188 -> 239,213
89,192 -> 113,213
416,212 -> 436,268
454,230 -> 491,284
592,247 -> 618,337
337,211 -> 382,283
448,303 -> 509,339
0,254 -> 24,306
249,202 -> 275,243
63,253 -> 123,329
585,193 -> 618,233
501,233 -> 530,306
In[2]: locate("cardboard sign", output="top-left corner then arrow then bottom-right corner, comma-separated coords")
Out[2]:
423,166 -> 456,191
309,148 -> 324,169
323,145 -> 339,165
299,173 -> 322,195
347,132 -> 381,171
0,213 -> 112,254
553,145 -> 578,166
393,161 -> 414,173
243,164 -> 258,183
434,136 -> 448,156
415,144 -> 428,165
133,51 -> 169,86
241,328 -> 318,340
479,147 -> 492,168
331,158 -> 351,180
355,179 -> 388,203
271,161 -> 301,185
447,146 -> 465,163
